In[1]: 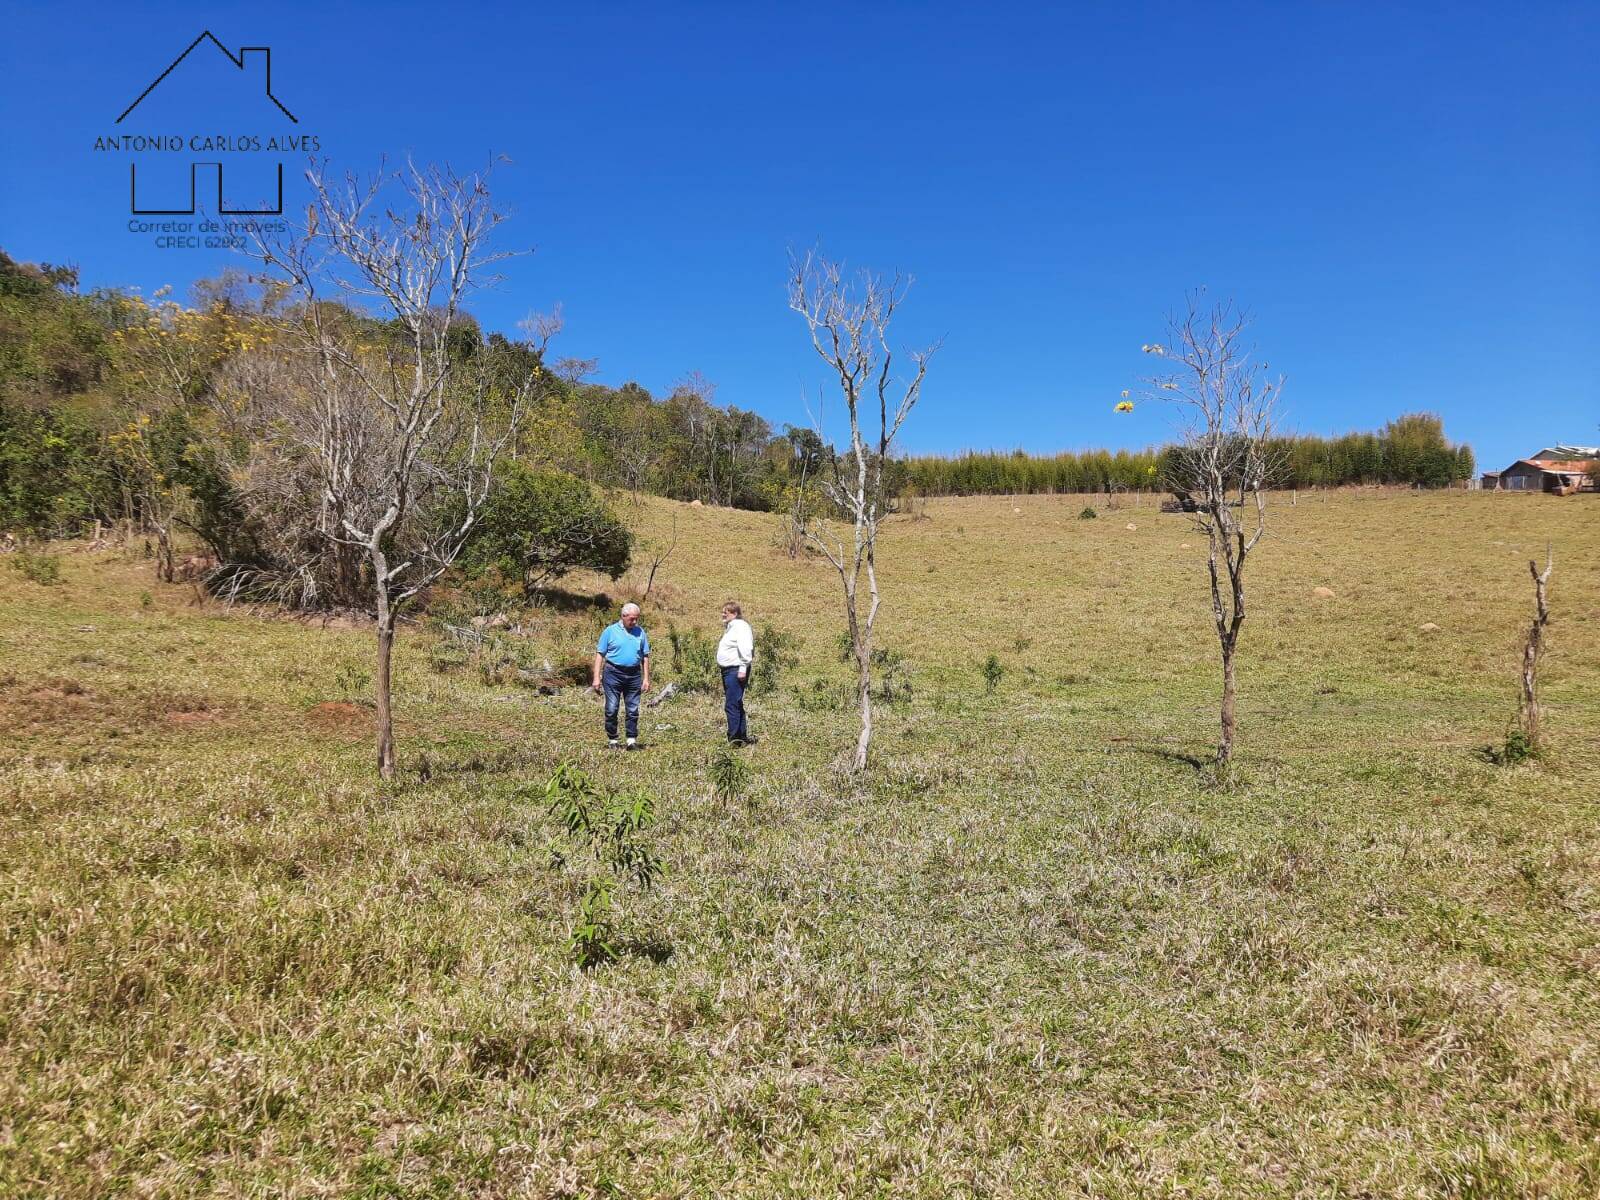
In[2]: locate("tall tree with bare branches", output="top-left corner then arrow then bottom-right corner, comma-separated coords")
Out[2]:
1144,296 -> 1283,774
247,158 -> 543,779
788,251 -> 937,772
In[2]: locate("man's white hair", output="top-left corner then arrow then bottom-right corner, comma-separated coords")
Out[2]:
620,603 -> 641,617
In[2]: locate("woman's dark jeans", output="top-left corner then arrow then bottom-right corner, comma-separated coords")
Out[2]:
721,664 -> 749,741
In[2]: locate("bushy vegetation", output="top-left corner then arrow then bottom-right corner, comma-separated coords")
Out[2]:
539,763 -> 663,968
748,621 -> 799,696
667,623 -> 719,692
902,415 -> 1476,496
7,545 -> 62,586
465,463 -> 632,599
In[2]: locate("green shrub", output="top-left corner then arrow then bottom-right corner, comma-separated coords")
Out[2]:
835,630 -> 854,663
795,677 -> 852,713
466,464 -> 631,599
9,547 -> 62,586
333,661 -> 370,704
708,744 -> 751,805
821,640 -> 913,706
1487,728 -> 1537,766
748,622 -> 798,696
874,647 -> 914,707
982,653 -> 1005,693
569,878 -> 618,969
539,763 -> 663,970
1078,506 -> 1098,520
668,623 -> 718,692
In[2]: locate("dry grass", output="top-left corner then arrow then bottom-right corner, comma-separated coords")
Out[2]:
1,490 -> 1597,1197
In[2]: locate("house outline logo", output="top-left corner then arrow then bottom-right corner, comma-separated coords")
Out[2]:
116,30 -> 299,216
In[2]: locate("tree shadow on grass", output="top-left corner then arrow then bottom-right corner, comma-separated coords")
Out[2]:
530,586 -> 618,616
412,745 -> 541,781
617,938 -> 674,965
1120,741 -> 1209,772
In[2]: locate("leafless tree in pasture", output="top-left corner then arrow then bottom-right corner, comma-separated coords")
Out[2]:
1145,296 -> 1284,775
788,250 -> 938,772
245,157 -> 543,779
641,513 -> 678,604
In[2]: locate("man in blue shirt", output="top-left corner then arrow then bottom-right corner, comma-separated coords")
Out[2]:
591,602 -> 651,749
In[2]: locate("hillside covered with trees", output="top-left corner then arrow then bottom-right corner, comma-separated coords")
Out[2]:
1,248 -> 1475,572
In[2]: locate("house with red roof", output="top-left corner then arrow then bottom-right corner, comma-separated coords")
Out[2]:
1490,445 -> 1599,493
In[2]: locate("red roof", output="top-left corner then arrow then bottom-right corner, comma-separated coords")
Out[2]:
1529,459 -> 1598,473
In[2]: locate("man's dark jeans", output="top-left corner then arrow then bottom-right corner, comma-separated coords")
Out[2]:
721,664 -> 749,742
603,663 -> 642,740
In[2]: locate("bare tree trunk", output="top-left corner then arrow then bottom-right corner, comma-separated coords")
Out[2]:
1520,547 -> 1553,751
1148,298 -> 1279,777
1218,641 -> 1237,768
374,600 -> 396,781
845,582 -> 873,772
154,522 -> 174,583
370,536 -> 398,781
855,654 -> 873,771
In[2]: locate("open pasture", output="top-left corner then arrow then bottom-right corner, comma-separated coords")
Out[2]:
2,490 -> 1597,1197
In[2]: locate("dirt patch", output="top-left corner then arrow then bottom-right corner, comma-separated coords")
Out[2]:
7,682 -> 98,730
164,710 -> 220,729
0,677 -> 228,742
306,701 -> 371,730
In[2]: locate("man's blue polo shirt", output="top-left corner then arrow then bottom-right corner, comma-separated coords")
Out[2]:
596,621 -> 649,670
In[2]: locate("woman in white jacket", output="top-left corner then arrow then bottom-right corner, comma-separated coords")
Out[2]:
716,601 -> 756,745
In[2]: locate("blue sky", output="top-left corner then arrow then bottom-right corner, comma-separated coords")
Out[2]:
2,1 -> 1595,470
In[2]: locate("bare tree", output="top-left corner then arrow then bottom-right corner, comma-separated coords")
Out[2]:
1145,297 -> 1283,774
671,372 -> 721,504
108,289 -> 218,582
776,425 -> 828,557
788,251 -> 937,771
641,514 -> 678,604
248,157 -> 540,779
1518,546 -> 1553,753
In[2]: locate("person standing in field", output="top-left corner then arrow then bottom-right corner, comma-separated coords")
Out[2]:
592,602 -> 651,750
716,600 -> 756,745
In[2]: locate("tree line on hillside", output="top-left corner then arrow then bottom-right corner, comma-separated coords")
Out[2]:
0,247 -> 831,545
1,245 -> 1475,569
901,416 -> 1475,497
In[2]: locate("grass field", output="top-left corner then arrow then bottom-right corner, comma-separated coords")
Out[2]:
2,490 -> 1598,1198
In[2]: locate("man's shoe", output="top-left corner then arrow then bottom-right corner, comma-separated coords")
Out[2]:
625,741 -> 641,751
728,738 -> 746,748
608,739 -> 620,749
742,735 -> 759,745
